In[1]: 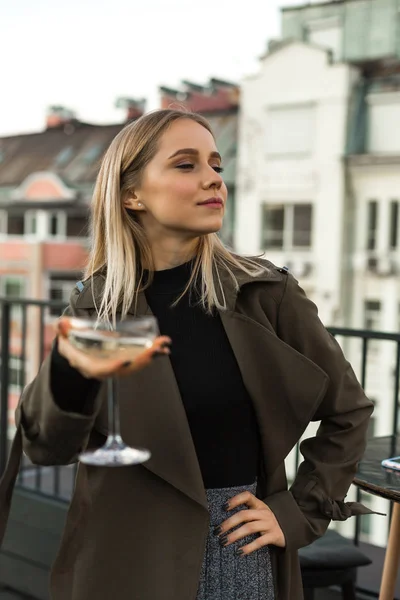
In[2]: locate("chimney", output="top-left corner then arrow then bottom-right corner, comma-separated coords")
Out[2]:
115,97 -> 146,121
46,105 -> 76,129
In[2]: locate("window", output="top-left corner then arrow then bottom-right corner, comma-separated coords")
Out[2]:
49,274 -> 78,316
266,104 -> 316,156
7,214 -> 24,235
262,206 -> 284,248
364,300 -> 381,330
364,300 -> 381,355
0,210 -> 6,234
368,93 -> 400,153
48,212 -> 66,237
307,17 -> 342,62
293,205 -> 313,247
261,204 -> 313,250
390,200 -> 399,250
2,277 -> 25,298
50,214 -> 58,236
25,211 -> 37,236
367,200 -> 378,251
66,215 -> 88,238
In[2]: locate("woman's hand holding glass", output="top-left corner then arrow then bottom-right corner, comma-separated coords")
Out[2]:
54,315 -> 171,467
56,316 -> 171,380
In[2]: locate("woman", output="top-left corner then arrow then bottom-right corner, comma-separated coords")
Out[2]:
0,109 -> 374,600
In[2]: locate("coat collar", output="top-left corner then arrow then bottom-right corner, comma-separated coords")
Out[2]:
74,258 -> 283,314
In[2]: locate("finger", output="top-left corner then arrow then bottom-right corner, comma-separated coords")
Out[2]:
219,521 -> 267,547
225,492 -> 264,511
57,316 -> 73,338
119,336 -> 171,372
237,533 -> 271,556
58,336 -> 124,378
215,510 -> 260,536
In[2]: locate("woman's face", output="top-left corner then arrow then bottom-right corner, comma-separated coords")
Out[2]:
125,118 -> 227,238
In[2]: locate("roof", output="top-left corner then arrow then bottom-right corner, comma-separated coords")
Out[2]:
0,107 -> 238,196
0,121 -> 125,188
160,78 -> 240,114
281,0 -> 344,12
260,37 -> 334,62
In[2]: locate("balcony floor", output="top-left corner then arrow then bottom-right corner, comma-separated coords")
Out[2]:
0,586 -> 374,599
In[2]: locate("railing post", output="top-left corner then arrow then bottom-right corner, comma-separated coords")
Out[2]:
0,301 -> 11,478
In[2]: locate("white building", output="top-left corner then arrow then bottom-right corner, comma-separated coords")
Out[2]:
235,39 -> 356,326
235,0 -> 400,548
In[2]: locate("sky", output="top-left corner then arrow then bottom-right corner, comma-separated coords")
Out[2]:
0,0 -> 307,137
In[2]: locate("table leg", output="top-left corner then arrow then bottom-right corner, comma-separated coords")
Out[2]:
380,502 -> 400,600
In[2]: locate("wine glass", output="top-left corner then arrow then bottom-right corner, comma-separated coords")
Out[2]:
66,315 -> 159,467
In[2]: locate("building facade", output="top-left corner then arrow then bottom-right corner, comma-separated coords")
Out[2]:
0,102 -> 145,429
236,0 -> 400,546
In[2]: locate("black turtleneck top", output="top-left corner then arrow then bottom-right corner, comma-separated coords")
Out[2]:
144,262 -> 260,488
51,262 -> 260,488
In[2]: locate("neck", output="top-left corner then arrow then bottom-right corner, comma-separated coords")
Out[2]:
146,233 -> 199,271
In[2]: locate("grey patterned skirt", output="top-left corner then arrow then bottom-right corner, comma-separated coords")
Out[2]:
196,481 -> 275,600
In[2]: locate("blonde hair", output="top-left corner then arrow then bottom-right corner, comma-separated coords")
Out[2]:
85,108 -> 265,324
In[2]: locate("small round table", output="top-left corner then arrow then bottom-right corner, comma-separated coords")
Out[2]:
354,435 -> 400,600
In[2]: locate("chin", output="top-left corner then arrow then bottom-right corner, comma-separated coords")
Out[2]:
174,218 -> 223,236
195,225 -> 223,236
198,217 -> 224,235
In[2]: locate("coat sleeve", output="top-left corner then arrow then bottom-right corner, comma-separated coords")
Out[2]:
15,287 -> 105,466
264,274 -> 375,551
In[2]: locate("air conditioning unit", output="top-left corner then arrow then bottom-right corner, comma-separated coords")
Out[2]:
376,257 -> 398,277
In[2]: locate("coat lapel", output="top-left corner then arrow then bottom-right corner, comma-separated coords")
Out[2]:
219,310 -> 329,475
76,286 -> 207,510
98,357 -> 208,509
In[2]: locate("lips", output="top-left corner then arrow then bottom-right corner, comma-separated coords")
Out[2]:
197,197 -> 223,206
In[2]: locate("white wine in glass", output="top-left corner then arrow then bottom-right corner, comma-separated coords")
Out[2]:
66,316 -> 159,467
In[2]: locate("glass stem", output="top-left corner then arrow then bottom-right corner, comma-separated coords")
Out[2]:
107,377 -> 122,442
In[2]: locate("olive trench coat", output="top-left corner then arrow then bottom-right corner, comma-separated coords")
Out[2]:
0,261 -> 374,600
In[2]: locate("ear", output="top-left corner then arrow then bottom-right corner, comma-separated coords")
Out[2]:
123,193 -> 145,211
123,195 -> 136,210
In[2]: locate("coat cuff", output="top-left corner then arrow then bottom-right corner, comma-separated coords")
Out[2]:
265,490 -> 385,551
18,353 -> 104,465
265,490 -> 328,550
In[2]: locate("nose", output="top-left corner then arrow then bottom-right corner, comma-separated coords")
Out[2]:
202,165 -> 223,190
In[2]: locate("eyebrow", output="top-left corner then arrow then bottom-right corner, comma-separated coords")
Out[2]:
168,148 -> 222,161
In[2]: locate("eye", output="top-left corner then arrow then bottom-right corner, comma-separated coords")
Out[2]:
213,166 -> 224,174
176,163 -> 194,170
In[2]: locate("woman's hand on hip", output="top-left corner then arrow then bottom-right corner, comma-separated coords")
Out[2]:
215,491 -> 286,555
55,317 -> 171,380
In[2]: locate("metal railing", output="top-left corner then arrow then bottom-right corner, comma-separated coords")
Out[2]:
291,327 -> 400,548
0,296 -> 73,502
1,299 -> 400,535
